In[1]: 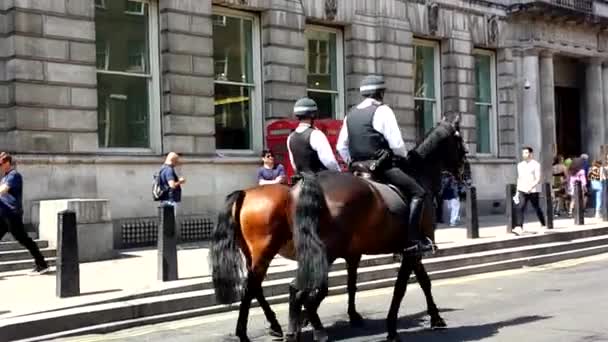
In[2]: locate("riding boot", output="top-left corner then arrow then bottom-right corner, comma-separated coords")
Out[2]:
404,197 -> 435,255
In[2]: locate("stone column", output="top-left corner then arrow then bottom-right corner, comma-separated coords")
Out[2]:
583,58 -> 604,159
539,50 -> 556,183
602,63 -> 608,152
521,49 -> 542,158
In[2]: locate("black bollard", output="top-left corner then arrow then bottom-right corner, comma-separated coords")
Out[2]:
158,205 -> 178,281
543,183 -> 554,229
466,186 -> 479,239
506,184 -> 516,234
574,181 -> 584,225
602,180 -> 608,222
56,210 -> 80,298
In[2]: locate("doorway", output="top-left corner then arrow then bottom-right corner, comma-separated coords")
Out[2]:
554,86 -> 581,159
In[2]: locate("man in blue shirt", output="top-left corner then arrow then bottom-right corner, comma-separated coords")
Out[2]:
257,149 -> 286,185
0,152 -> 49,275
158,152 -> 185,208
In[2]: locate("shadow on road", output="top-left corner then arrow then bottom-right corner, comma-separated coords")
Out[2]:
300,310 -> 551,341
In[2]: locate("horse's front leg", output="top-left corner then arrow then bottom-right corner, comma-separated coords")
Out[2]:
386,256 -> 416,342
346,255 -> 365,326
413,257 -> 447,329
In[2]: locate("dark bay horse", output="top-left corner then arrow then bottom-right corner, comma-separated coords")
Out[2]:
211,117 -> 467,341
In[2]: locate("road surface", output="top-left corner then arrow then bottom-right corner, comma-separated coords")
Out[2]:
56,253 -> 608,342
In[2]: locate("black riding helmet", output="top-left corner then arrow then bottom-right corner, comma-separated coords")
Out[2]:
360,75 -> 386,98
293,97 -> 318,119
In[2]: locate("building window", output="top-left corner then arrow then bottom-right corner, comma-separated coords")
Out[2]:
95,0 -> 160,150
474,49 -> 497,155
213,9 -> 261,151
413,39 -> 441,141
305,27 -> 344,119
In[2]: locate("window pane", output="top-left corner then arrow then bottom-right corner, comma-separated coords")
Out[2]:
306,30 -> 337,91
475,54 -> 492,103
213,15 -> 253,83
414,44 -> 435,99
95,1 -> 149,74
308,91 -> 336,119
476,104 -> 491,153
215,83 -> 252,149
415,99 -> 435,141
97,73 -> 149,148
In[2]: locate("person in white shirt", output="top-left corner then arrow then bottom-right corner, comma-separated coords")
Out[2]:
513,146 -> 545,235
336,75 -> 433,255
287,97 -> 341,176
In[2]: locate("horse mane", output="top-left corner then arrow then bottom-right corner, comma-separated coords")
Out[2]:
413,121 -> 456,160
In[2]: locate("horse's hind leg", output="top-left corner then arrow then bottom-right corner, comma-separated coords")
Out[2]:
256,289 -> 283,337
346,255 -> 364,326
303,285 -> 330,342
413,257 -> 447,329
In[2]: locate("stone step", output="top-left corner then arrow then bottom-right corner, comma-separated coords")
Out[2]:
0,240 -> 49,252
0,248 -> 56,262
0,231 -> 38,242
0,257 -> 56,273
4,235 -> 608,342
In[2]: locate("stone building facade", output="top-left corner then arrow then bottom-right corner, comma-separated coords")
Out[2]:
2,0 -> 608,234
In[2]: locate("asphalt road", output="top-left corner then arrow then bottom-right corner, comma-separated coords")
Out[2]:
57,253 -> 608,342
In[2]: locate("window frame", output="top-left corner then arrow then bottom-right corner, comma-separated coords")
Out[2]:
304,24 -> 345,119
94,0 -> 161,153
413,38 -> 442,138
212,6 -> 263,155
473,48 -> 497,157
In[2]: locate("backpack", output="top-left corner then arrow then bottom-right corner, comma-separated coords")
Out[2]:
152,171 -> 167,201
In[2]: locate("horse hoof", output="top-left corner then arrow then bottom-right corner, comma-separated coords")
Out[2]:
268,324 -> 284,338
284,333 -> 300,342
313,330 -> 330,342
386,335 -> 401,342
431,316 -> 448,330
348,312 -> 365,327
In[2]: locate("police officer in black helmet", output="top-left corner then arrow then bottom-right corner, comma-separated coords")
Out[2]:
287,97 -> 341,176
337,75 -> 434,255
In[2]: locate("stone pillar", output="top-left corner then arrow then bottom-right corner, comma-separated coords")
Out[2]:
262,6 -> 307,119
497,48 -> 517,158
521,49 -> 542,158
442,31 -> 475,153
583,58 -> 604,159
539,50 -> 556,183
602,64 -> 608,150
160,1 -> 215,154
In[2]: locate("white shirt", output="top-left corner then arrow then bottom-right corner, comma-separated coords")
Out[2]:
517,159 -> 541,193
287,123 -> 341,172
336,98 -> 408,163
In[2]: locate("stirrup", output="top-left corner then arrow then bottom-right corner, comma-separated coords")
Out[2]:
403,238 -> 436,257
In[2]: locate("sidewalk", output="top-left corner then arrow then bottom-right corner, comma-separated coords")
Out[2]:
0,214 -> 603,321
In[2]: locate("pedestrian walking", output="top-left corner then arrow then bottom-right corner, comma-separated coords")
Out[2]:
0,152 -> 49,275
552,155 -> 568,217
513,146 -> 545,235
440,171 -> 460,227
567,157 -> 588,217
588,160 -> 603,218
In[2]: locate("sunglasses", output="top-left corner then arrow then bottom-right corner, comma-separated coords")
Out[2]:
264,154 -> 274,158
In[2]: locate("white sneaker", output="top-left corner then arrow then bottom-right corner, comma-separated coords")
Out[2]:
512,226 -> 524,236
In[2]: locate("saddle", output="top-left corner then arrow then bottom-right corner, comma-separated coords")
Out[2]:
349,162 -> 409,218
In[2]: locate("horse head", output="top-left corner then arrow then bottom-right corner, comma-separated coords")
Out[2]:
412,113 -> 469,185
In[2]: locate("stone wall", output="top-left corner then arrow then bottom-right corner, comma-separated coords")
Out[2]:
160,0 -> 216,154
0,0 -> 98,153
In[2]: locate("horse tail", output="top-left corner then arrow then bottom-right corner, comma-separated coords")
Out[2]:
293,173 -> 329,292
210,190 -> 246,304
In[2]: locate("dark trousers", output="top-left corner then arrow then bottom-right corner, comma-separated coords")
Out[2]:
0,213 -> 47,268
515,191 -> 546,227
381,167 -> 426,199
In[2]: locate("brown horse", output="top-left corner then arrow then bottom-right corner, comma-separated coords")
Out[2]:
211,117 -> 467,342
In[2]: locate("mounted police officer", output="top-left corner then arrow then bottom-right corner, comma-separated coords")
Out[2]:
336,75 -> 433,255
287,97 -> 341,176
